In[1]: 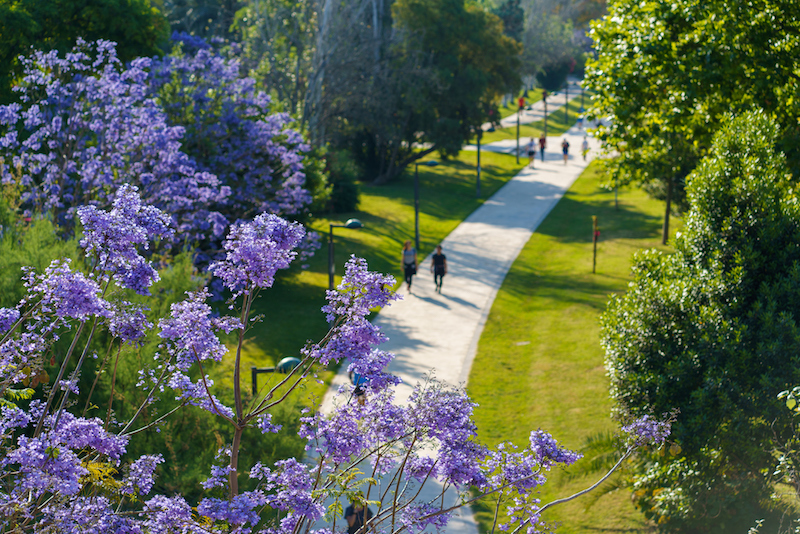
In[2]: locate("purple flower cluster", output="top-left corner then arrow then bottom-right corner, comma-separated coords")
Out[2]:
22,259 -> 110,321
0,307 -> 19,334
1,413 -> 128,502
529,429 -> 583,468
121,454 -> 164,496
0,37 -> 317,267
78,183 -> 173,295
622,414 -> 672,447
210,213 -> 306,297
150,41 -> 313,224
158,289 -> 239,417
0,40 -> 224,235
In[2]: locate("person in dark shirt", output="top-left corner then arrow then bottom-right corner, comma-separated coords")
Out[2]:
430,245 -> 448,293
345,501 -> 373,534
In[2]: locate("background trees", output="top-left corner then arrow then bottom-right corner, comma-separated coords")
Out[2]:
601,111 -> 800,530
0,0 -> 169,103
585,0 -> 800,243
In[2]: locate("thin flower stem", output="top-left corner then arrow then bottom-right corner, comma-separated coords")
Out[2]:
121,403 -> 184,437
104,343 -> 123,430
53,316 -> 100,429
83,338 -> 115,417
34,321 -> 86,437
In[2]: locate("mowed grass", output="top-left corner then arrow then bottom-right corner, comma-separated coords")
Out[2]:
467,162 -> 681,533
213,149 -> 527,407
479,95 -> 587,145
498,88 -> 544,119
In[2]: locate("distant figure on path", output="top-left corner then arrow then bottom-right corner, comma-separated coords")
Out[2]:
345,501 -> 373,534
526,138 -> 535,168
561,138 -> 570,164
538,133 -> 546,161
430,244 -> 448,293
582,136 -> 590,161
402,240 -> 417,293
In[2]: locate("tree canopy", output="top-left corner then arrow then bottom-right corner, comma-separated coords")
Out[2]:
585,0 -> 800,242
0,0 -> 169,102
601,110 -> 800,530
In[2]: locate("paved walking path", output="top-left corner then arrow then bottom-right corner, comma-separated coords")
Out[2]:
319,120 -> 601,533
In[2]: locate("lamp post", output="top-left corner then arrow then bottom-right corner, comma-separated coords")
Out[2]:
328,218 -> 363,290
565,82 -> 569,125
542,90 -> 548,137
414,160 -> 439,251
476,127 -> 482,198
516,97 -> 524,164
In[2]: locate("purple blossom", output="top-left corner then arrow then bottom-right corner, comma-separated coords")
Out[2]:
108,302 -> 152,344
529,430 -> 582,468
121,454 -> 163,496
323,256 -> 398,321
257,413 -> 282,434
197,491 -> 267,527
78,184 -> 173,295
158,288 -> 235,370
263,458 -> 324,520
622,414 -> 672,447
23,259 -> 110,321
0,307 -> 20,334
210,213 -> 305,296
143,495 -> 201,534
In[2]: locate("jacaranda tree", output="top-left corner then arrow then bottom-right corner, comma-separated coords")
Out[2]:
0,38 -> 319,259
0,184 -> 671,533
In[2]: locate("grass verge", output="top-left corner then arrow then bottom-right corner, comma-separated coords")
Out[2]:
498,88 -> 544,119
466,161 -> 681,533
479,95 -> 587,145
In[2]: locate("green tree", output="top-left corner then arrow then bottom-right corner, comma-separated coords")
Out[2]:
0,0 -> 169,103
343,0 -> 520,183
601,111 -> 800,531
585,0 -> 800,244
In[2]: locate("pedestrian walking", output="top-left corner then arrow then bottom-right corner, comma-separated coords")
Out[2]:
561,138 -> 570,164
538,134 -> 546,162
345,501 -> 374,534
581,136 -> 589,161
526,138 -> 535,168
402,240 -> 417,294
430,244 -> 448,293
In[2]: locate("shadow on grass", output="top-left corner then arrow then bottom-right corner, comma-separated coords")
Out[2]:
501,266 -> 622,311
536,195 -> 664,243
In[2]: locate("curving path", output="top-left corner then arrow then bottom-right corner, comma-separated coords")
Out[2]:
320,120 -> 601,533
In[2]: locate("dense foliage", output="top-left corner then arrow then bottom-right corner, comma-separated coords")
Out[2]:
0,185 -> 671,532
0,0 -> 169,103
585,0 -> 800,242
601,111 -> 800,530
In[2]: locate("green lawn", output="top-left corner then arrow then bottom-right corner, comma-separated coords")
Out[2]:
467,162 -> 680,533
498,88 -> 545,119
479,95 -> 587,145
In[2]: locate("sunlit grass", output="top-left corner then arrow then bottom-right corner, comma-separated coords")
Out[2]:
467,162 -> 680,533
479,96 -> 588,145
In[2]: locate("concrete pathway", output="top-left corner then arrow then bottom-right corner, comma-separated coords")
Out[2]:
319,120 -> 601,533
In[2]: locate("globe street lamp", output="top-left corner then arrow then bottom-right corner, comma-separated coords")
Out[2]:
328,218 -> 363,290
414,160 -> 439,251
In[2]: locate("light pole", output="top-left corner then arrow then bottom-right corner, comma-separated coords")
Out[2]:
414,160 -> 439,251
565,81 -> 569,124
516,96 -> 524,164
476,127 -> 482,198
543,90 -> 548,137
328,218 -> 363,290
